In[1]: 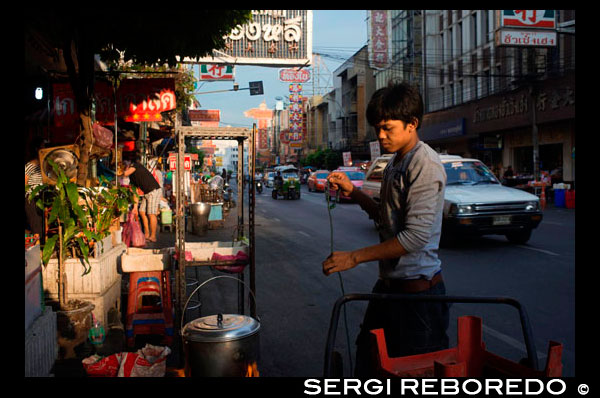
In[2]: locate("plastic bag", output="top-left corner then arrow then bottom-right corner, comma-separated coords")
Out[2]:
82,344 -> 171,377
92,122 -> 114,149
123,212 -> 145,248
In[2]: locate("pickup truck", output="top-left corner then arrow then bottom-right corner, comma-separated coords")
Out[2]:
360,154 -> 543,244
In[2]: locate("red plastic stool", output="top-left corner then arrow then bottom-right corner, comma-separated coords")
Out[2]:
125,271 -> 174,348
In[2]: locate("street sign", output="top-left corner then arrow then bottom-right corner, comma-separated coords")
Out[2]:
168,153 -> 192,170
249,81 -> 264,96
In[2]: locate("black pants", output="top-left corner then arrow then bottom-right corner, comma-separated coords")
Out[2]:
354,278 -> 450,377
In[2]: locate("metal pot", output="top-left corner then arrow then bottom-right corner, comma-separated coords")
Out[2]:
190,202 -> 211,236
182,313 -> 260,377
181,276 -> 260,377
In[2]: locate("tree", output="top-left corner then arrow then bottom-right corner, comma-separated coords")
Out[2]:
26,10 -> 252,185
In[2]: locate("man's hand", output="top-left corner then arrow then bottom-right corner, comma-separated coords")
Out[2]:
322,251 -> 358,276
327,172 -> 354,197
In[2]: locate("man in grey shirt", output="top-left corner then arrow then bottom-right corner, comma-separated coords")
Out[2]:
323,82 -> 448,376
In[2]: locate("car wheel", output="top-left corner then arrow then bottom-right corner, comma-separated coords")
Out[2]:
505,229 -> 532,244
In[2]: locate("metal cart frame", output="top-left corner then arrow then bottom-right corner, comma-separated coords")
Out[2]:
173,114 -> 257,338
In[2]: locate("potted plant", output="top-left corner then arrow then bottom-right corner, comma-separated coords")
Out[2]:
83,175 -> 136,256
28,160 -> 119,358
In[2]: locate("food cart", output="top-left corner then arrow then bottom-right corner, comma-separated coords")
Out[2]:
173,114 -> 258,346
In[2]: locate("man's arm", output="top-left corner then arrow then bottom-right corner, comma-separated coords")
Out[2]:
323,237 -> 407,276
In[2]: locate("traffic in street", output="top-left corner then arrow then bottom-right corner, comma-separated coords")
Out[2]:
246,182 -> 575,377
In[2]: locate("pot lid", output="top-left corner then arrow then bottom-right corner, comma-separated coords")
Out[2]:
182,313 -> 260,342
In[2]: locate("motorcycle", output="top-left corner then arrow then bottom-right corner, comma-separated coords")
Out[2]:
256,180 -> 263,194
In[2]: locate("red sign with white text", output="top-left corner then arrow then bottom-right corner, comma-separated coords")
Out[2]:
118,78 -> 176,122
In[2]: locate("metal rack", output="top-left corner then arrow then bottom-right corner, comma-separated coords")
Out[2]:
173,114 -> 257,337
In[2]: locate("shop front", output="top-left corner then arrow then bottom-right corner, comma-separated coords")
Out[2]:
421,71 -> 575,186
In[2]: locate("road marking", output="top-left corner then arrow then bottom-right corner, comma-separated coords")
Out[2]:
542,221 -> 563,226
517,245 -> 559,256
273,217 -> 280,222
298,231 -> 310,237
482,324 -> 547,359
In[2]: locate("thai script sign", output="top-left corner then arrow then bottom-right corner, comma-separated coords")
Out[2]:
368,10 -> 392,70
279,68 -> 311,82
199,64 -> 235,81
497,30 -> 557,47
499,10 -> 556,29
181,10 -> 312,67
118,78 -> 176,122
58,79 -> 176,126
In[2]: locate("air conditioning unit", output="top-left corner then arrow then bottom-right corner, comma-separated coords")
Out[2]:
38,145 -> 80,184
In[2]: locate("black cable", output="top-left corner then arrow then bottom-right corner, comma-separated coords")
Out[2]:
325,181 -> 353,376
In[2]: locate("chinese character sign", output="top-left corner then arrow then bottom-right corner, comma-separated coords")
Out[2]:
289,84 -> 303,143
199,64 -> 235,81
368,10 -> 391,70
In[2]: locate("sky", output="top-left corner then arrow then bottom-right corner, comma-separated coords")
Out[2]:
192,10 -> 368,128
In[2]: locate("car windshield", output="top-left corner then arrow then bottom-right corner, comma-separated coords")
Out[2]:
316,173 -> 329,179
345,171 -> 365,181
444,161 -> 500,185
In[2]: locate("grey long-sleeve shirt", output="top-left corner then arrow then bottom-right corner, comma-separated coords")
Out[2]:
378,141 -> 446,280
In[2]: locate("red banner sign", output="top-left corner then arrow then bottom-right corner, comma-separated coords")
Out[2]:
117,78 -> 176,122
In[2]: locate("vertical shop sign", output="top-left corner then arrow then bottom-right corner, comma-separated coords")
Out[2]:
368,10 -> 392,70
289,83 -> 303,145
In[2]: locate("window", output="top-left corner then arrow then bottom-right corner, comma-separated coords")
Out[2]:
472,13 -> 478,47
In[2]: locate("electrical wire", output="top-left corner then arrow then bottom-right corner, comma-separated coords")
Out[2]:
325,181 -> 353,376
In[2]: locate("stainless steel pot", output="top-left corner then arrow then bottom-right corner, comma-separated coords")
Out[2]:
181,276 -> 260,377
182,313 -> 260,377
190,202 -> 211,236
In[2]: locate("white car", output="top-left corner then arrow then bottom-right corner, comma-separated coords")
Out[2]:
361,154 -> 543,244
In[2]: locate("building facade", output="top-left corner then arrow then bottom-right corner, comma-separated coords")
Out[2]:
419,10 -> 575,183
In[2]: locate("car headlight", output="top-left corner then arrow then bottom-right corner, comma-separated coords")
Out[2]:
449,203 -> 475,216
525,201 -> 540,211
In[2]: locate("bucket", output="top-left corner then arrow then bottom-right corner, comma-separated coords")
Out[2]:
181,276 -> 260,377
161,208 -> 172,225
554,189 -> 565,208
565,189 -> 575,209
190,203 -> 211,236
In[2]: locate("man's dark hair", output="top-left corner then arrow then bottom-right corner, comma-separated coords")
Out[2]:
366,81 -> 424,129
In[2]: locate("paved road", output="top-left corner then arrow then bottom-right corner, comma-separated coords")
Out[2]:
180,183 -> 575,377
